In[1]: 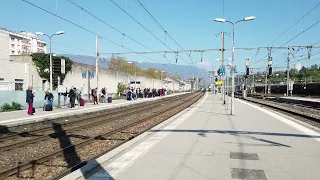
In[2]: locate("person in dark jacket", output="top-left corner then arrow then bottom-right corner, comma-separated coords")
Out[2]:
44,91 -> 54,105
26,86 -> 34,115
69,87 -> 76,108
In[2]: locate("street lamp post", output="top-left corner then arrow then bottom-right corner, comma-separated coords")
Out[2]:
128,61 -> 142,90
36,31 -> 64,92
155,70 -> 166,88
214,16 -> 255,115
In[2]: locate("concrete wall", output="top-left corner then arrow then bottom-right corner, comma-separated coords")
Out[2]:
0,55 -> 191,109
63,62 -> 184,96
8,55 -> 49,91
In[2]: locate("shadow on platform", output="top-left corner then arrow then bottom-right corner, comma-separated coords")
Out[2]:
51,122 -> 114,179
150,129 -> 319,148
150,129 -> 320,139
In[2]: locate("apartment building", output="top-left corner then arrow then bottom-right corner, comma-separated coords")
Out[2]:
0,27 -> 47,91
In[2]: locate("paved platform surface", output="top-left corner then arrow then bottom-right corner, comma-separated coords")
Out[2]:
62,93 -> 320,180
0,93 -> 184,127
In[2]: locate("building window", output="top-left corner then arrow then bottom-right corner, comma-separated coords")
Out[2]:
15,79 -> 24,91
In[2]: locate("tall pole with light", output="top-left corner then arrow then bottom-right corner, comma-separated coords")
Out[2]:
36,31 -> 65,92
128,61 -> 142,90
155,70 -> 166,88
214,16 -> 255,115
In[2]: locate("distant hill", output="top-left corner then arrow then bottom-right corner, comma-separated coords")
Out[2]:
59,54 -> 210,82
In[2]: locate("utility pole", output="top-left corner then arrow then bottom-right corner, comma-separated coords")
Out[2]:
87,70 -> 91,103
265,67 -> 268,94
252,68 -> 255,93
96,36 -> 99,103
57,76 -> 61,108
286,51 -> 290,96
221,32 -> 226,104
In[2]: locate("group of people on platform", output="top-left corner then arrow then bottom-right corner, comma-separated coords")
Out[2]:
25,86 -> 86,115
26,85 -> 169,115
90,87 -> 109,105
125,87 -> 168,101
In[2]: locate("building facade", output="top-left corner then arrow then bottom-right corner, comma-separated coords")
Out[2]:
0,28 -> 47,91
0,28 -> 46,55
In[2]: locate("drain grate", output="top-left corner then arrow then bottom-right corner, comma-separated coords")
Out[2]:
231,168 -> 268,180
230,152 -> 259,160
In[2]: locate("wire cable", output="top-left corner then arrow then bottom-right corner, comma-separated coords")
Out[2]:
21,0 -> 187,75
252,2 -> 320,65
135,0 -> 198,68
109,0 -> 198,74
65,0 -> 185,75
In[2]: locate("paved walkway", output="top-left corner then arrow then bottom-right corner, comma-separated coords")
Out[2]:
64,93 -> 320,180
0,93 -> 184,127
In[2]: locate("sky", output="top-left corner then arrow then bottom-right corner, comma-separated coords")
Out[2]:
1,0 -> 320,76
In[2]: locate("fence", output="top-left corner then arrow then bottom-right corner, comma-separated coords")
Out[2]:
0,91 -> 58,110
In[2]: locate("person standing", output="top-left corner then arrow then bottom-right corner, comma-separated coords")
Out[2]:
93,88 -> 98,104
26,86 -> 34,115
101,87 -> 106,103
69,87 -> 76,108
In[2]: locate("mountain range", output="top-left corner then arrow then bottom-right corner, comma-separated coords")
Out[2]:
59,54 -> 210,80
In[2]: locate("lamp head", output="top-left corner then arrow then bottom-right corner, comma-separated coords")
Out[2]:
56,31 -> 65,35
36,32 -> 44,36
214,18 -> 226,23
244,16 -> 256,21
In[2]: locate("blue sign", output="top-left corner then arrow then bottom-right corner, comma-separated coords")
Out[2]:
89,71 -> 95,79
81,71 -> 87,79
219,66 -> 225,75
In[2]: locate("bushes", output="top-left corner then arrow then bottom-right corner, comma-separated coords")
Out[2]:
0,102 -> 23,112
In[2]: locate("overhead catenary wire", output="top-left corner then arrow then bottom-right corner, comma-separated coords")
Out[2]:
109,0 -> 199,74
100,46 -> 320,55
253,19 -> 320,66
252,2 -> 320,65
65,0 -> 185,75
21,0 -> 188,76
267,2 -> 320,47
135,0 -> 198,67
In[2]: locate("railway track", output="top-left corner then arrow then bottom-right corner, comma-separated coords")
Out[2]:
0,94 -> 186,151
0,92 -> 204,179
235,95 -> 320,127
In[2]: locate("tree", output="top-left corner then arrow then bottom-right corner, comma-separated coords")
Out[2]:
107,56 -> 169,79
31,53 -> 73,89
117,82 -> 126,96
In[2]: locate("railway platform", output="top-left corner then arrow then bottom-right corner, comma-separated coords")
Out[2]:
279,96 -> 320,108
0,93 -> 186,127
63,93 -> 320,180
